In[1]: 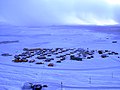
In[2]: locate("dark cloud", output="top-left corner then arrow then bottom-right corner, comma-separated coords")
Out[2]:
0,0 -> 120,26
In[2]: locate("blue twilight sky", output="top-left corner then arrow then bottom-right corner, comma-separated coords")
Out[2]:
0,0 -> 120,26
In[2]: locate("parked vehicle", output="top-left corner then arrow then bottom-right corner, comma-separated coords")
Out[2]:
22,82 -> 48,90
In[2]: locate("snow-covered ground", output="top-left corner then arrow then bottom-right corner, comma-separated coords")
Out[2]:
0,25 -> 120,90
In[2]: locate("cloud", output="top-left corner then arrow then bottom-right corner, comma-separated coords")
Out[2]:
0,0 -> 120,26
113,5 -> 120,23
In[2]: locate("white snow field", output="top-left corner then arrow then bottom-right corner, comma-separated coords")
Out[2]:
0,25 -> 120,90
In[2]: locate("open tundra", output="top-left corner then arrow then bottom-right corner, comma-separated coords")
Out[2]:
0,25 -> 120,90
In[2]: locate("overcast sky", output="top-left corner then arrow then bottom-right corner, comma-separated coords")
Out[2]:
0,0 -> 120,26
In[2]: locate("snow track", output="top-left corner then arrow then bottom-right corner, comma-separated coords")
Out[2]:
63,86 -> 120,89
0,62 -> 120,71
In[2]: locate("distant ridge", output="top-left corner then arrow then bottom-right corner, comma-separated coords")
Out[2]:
50,25 -> 120,30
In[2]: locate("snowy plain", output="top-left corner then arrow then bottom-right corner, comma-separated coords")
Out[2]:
0,24 -> 120,90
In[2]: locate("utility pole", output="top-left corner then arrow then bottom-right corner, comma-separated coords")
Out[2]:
112,72 -> 114,78
89,77 -> 92,84
61,82 -> 63,90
